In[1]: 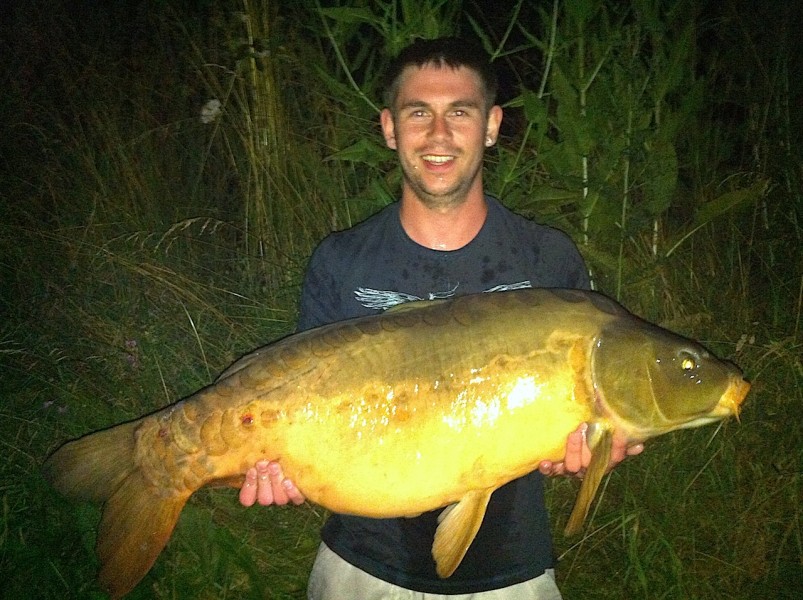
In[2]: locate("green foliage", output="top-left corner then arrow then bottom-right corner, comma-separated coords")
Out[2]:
492,0 -> 712,297
0,0 -> 800,598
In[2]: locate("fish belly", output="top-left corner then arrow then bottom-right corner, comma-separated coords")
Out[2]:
190,331 -> 597,518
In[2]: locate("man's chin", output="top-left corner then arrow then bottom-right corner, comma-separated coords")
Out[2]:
417,192 -> 468,211
408,182 -> 471,210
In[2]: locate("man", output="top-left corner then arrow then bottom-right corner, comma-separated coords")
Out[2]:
241,37 -> 642,599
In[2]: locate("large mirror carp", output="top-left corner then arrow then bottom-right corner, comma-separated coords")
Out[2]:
43,288 -> 750,598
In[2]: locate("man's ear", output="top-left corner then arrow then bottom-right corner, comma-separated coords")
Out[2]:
485,105 -> 503,146
380,108 -> 397,150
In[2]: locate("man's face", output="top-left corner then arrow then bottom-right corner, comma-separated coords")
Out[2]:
380,64 -> 502,210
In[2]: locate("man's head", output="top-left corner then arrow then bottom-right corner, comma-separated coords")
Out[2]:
379,37 -> 503,212
383,37 -> 499,114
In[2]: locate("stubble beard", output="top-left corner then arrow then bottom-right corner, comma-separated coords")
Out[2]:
402,159 -> 483,212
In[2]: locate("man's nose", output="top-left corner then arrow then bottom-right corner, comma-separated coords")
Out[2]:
428,115 -> 451,140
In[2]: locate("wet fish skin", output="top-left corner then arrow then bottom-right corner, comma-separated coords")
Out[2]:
42,288 -> 749,598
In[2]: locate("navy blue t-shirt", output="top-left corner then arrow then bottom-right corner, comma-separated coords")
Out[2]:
297,196 -> 590,594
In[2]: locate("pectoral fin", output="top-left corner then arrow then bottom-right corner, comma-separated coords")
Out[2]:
432,489 -> 493,578
564,425 -> 613,536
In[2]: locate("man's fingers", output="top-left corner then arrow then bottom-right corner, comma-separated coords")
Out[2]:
266,461 -> 290,505
563,425 -> 586,474
256,460 -> 277,505
539,428 -> 644,479
538,460 -> 559,476
609,433 -> 644,466
239,466 -> 259,507
270,463 -> 305,505
627,442 -> 644,457
284,479 -> 306,505
240,460 -> 306,507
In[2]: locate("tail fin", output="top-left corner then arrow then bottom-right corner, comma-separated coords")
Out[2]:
43,421 -> 139,502
43,422 -> 190,598
96,470 -> 188,598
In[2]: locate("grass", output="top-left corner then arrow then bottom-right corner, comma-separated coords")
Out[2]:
1,0 -> 801,598
0,235 -> 312,598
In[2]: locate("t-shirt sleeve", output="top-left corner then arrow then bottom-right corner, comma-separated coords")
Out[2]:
528,223 -> 591,291
558,235 -> 591,290
296,243 -> 338,332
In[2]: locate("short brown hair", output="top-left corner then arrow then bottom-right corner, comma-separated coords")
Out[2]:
382,37 -> 499,112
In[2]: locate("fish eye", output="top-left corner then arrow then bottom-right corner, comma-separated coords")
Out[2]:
679,353 -> 697,370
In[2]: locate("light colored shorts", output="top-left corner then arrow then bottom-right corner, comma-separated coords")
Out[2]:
307,543 -> 562,600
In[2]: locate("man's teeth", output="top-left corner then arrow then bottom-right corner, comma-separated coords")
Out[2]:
422,155 -> 454,164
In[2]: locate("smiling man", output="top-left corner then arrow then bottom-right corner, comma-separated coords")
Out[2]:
381,56 -> 502,216
241,37 -> 641,599
381,66 -> 502,255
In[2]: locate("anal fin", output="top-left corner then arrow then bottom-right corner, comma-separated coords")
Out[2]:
432,489 -> 493,578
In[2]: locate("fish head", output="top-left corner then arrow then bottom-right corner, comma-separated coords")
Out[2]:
591,319 -> 750,438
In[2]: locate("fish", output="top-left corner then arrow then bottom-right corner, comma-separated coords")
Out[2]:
43,288 -> 750,598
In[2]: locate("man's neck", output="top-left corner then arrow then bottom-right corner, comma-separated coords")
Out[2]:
399,190 -> 488,251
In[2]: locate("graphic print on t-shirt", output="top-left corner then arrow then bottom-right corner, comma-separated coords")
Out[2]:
354,281 -> 533,311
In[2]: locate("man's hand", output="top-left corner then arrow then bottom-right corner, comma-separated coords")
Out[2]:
239,460 -> 306,507
538,423 -> 644,478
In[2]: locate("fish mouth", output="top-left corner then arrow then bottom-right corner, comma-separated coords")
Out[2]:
715,376 -> 751,420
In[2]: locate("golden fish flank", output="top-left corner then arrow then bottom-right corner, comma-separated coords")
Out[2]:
43,288 -> 750,599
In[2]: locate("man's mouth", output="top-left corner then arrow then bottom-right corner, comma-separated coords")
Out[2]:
421,154 -> 455,164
